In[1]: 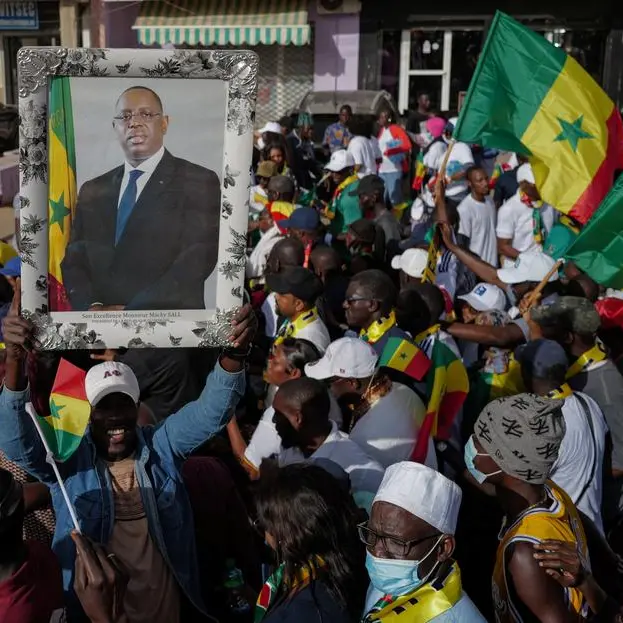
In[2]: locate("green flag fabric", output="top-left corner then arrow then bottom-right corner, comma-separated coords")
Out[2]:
565,175 -> 623,288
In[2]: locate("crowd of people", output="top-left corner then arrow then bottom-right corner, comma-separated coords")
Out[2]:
2,95 -> 623,623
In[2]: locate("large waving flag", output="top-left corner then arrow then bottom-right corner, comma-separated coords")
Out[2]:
412,338 -> 469,463
453,11 -> 623,224
565,174 -> 623,288
43,359 -> 90,461
48,77 -> 76,311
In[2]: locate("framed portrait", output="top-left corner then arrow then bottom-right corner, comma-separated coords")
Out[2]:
17,47 -> 257,350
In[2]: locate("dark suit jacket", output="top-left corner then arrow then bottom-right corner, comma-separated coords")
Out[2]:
61,150 -> 221,310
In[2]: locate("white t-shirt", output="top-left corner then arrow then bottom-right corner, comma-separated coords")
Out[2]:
244,396 -> 344,470
289,315 -> 331,354
444,141 -> 474,199
348,136 -> 378,178
423,141 -> 447,171
279,422 -> 385,512
551,392 -> 607,534
246,226 -> 282,279
377,127 -> 403,174
457,194 -> 498,267
496,192 -> 556,267
350,382 -> 437,470
261,292 -> 279,338
249,184 -> 268,215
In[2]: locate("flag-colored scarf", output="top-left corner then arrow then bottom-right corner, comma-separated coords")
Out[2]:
324,174 -> 359,221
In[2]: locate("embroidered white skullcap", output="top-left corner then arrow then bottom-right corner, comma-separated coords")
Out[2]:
373,462 -> 462,535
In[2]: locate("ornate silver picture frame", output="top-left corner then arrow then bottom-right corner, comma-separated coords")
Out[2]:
17,47 -> 257,350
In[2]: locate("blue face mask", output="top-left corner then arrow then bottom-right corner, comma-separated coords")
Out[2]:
365,536 -> 443,596
464,436 -> 502,484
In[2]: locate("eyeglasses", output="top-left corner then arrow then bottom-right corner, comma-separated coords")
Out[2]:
113,111 -> 162,124
357,522 -> 441,557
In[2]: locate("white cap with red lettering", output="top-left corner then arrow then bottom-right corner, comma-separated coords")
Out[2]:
85,361 -> 140,406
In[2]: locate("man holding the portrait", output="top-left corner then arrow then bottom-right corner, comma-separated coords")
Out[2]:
61,86 -> 221,311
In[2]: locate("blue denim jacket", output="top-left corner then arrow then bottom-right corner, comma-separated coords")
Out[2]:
0,361 -> 245,619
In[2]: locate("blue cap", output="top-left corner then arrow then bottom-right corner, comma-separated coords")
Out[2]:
0,256 -> 20,278
515,338 -> 569,380
280,207 -> 320,232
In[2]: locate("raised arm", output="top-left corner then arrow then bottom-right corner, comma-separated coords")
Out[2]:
439,222 -> 505,289
154,305 -> 257,459
0,284 -> 54,482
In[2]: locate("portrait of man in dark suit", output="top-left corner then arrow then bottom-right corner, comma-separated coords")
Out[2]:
60,86 -> 221,311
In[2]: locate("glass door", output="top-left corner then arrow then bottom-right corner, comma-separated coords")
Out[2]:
398,29 -> 452,114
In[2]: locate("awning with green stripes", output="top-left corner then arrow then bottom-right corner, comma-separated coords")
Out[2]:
133,0 -> 311,46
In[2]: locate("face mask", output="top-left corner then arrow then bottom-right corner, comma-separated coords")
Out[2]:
273,411 -> 300,450
365,536 -> 443,596
464,436 -> 502,484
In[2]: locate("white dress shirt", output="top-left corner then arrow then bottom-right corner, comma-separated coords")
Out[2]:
117,146 -> 165,208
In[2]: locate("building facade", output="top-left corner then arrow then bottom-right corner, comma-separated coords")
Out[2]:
358,0 -> 623,115
98,0 -> 363,125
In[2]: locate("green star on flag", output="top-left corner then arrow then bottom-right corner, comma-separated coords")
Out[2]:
554,115 -> 594,152
49,192 -> 70,233
49,398 -> 65,419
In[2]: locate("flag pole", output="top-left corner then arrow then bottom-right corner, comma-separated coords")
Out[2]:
25,402 -> 82,533
523,259 -> 565,310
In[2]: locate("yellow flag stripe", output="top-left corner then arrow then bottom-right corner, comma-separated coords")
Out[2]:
48,124 -> 77,283
521,55 -> 613,213
48,393 -> 90,437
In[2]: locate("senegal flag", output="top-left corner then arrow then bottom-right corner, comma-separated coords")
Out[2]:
44,359 -> 90,461
412,340 -> 469,463
453,11 -> 623,224
378,336 -> 431,381
565,174 -> 623,288
412,152 -> 425,191
48,77 -> 77,311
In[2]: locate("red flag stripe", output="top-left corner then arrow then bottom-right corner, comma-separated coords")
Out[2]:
570,109 -> 623,224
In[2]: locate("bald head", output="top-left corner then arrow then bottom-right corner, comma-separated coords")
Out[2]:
268,175 -> 295,202
266,237 -> 305,276
311,246 -> 342,277
276,377 -> 330,424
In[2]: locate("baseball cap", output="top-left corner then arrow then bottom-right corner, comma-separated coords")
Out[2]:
256,161 -> 278,178
530,296 -> 601,335
85,361 -> 140,407
258,121 -> 282,134
515,338 -> 569,380
391,248 -> 428,278
0,256 -> 20,278
496,251 -> 559,285
324,149 -> 355,172
280,207 -> 320,232
516,163 -> 535,184
304,337 -> 378,380
349,174 -> 385,196
266,267 -> 323,303
458,283 -> 506,312
374,462 -> 462,535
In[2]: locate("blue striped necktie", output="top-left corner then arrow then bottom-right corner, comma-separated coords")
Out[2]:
116,169 -> 144,244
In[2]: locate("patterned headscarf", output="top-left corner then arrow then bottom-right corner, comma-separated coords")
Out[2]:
297,112 -> 313,128
474,393 -> 565,484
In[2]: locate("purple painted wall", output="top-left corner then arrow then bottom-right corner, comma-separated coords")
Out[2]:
103,1 -> 139,48
310,4 -> 360,91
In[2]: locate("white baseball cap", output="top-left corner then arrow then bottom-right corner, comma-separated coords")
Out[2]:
85,361 -> 140,407
304,337 -> 378,380
458,283 -> 507,312
258,121 -> 282,134
516,162 -> 535,184
391,248 -> 428,279
374,462 -> 462,535
497,251 -> 559,285
324,149 -> 355,172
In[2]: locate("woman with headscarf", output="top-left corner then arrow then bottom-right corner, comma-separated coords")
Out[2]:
254,463 -> 367,623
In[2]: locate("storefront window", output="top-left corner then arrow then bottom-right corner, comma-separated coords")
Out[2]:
409,30 -> 445,70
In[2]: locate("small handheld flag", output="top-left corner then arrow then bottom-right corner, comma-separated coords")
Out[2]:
378,336 -> 431,381
46,358 -> 91,462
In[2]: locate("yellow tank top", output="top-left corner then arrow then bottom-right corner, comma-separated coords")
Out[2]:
492,482 -> 588,623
